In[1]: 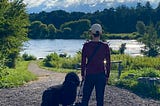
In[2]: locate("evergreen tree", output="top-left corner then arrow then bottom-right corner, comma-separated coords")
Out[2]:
139,24 -> 160,57
136,21 -> 146,35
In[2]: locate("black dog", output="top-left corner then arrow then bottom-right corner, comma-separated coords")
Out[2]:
41,72 -> 80,106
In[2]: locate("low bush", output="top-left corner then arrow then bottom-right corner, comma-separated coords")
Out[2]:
116,68 -> 160,100
22,53 -> 37,61
43,52 -> 81,69
43,53 -> 61,68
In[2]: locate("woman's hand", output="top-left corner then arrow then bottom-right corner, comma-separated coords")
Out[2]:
106,77 -> 109,85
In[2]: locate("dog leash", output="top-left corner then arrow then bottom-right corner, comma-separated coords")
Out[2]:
72,80 -> 84,106
77,80 -> 84,97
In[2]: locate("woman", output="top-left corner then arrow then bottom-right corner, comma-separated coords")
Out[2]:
81,24 -> 111,106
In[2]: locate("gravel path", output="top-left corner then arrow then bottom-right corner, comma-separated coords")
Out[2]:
0,61 -> 159,106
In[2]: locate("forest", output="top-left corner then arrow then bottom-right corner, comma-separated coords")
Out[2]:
28,1 -> 160,39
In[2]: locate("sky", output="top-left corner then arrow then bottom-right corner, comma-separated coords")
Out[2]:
23,0 -> 160,13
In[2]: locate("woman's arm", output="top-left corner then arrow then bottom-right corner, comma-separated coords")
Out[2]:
81,45 -> 87,79
105,44 -> 111,79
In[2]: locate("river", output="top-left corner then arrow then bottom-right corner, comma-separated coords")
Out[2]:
20,39 -> 144,59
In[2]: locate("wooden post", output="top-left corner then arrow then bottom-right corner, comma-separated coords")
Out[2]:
111,60 -> 122,79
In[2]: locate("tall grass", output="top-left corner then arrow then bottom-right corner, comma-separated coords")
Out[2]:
111,54 -> 160,70
0,61 -> 37,88
105,32 -> 139,39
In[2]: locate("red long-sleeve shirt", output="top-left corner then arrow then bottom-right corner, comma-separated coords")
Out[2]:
81,41 -> 111,78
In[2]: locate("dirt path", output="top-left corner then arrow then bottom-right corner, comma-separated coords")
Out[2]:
0,61 -> 159,106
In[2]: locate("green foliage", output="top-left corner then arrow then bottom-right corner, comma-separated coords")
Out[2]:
61,59 -> 74,69
136,21 -> 145,35
138,23 -> 160,57
116,68 -> 160,99
48,24 -> 57,39
28,21 -> 42,39
61,52 -> 81,69
22,53 -> 37,61
60,19 -> 90,36
110,48 -> 119,55
6,51 -> 18,68
0,0 -> 29,68
43,53 -> 61,68
111,55 -> 160,70
0,61 -> 37,88
104,33 -> 138,39
140,68 -> 160,77
43,52 -> 81,70
28,19 -> 91,39
155,21 -> 160,38
39,24 -> 48,38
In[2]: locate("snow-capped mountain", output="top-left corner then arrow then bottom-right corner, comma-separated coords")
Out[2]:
24,0 -> 159,13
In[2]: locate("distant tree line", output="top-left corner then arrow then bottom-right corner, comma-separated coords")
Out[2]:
28,19 -> 90,39
28,1 -> 160,39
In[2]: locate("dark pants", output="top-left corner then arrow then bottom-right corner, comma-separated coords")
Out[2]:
81,73 -> 106,106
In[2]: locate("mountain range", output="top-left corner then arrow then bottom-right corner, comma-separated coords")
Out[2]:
24,0 -> 159,13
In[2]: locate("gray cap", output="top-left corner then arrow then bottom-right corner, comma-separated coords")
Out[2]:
90,24 -> 102,34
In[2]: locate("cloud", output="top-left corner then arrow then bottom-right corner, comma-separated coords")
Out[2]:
24,0 -> 46,7
24,0 -> 160,13
24,0 -> 159,7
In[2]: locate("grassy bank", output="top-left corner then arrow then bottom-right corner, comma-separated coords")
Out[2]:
39,61 -> 79,73
0,61 -> 37,88
104,32 -> 139,39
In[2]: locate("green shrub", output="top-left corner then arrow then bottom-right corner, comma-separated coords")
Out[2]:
116,68 -> 160,100
22,53 -> 37,61
43,53 -> 60,68
43,52 -> 81,69
140,68 -> 160,77
110,48 -> 119,55
61,59 -> 74,69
